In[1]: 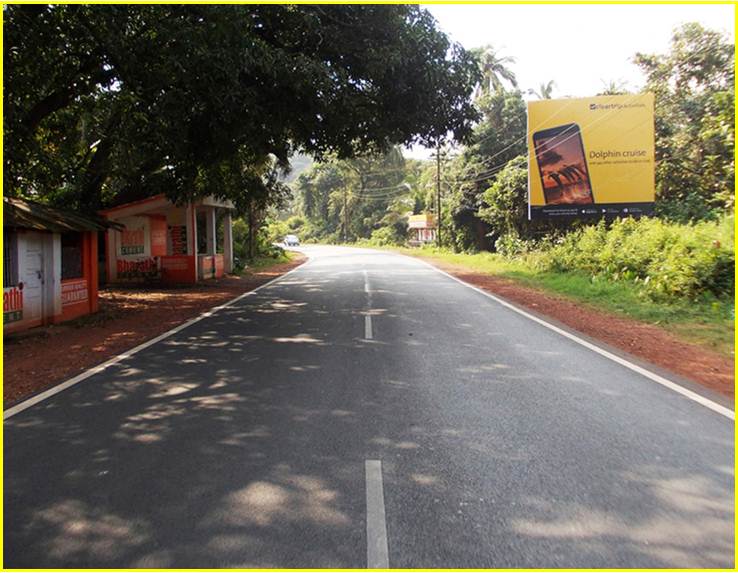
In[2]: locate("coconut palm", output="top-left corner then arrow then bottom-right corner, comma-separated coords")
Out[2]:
471,45 -> 518,97
598,79 -> 629,95
529,80 -> 556,99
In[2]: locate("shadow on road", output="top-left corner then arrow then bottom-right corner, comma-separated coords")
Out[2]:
5,249 -> 734,568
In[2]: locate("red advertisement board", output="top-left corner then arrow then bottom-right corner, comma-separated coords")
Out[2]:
61,279 -> 89,306
150,216 -> 167,256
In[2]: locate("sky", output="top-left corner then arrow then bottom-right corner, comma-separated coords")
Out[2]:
404,3 -> 734,159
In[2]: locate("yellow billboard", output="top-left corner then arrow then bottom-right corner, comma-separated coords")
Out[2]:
527,94 -> 655,219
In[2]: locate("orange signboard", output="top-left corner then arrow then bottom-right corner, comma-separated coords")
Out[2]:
61,279 -> 89,306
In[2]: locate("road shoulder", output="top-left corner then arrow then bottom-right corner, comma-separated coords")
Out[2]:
403,251 -> 734,401
3,253 -> 307,407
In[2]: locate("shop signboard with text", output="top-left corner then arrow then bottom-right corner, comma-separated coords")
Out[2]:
61,279 -> 89,306
120,227 -> 145,255
527,94 -> 655,220
117,257 -> 159,280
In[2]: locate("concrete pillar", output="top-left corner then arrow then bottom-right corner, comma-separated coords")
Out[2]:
223,210 -> 233,273
106,227 -> 118,282
48,233 -> 61,320
187,204 -> 199,280
206,207 -> 216,255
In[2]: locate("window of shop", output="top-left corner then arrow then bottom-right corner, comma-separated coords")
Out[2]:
61,232 -> 83,279
3,230 -> 18,287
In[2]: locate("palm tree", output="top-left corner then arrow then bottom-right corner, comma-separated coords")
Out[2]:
471,45 -> 518,97
598,79 -> 629,95
529,80 -> 556,99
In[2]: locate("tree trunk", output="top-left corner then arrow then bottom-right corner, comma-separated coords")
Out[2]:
248,202 -> 256,260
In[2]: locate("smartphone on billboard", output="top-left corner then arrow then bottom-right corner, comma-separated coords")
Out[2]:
533,123 -> 595,205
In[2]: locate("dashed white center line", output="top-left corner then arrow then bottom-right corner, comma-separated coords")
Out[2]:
365,314 -> 373,340
363,269 -> 373,340
365,459 -> 389,568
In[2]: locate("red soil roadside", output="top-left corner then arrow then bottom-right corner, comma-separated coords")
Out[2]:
3,254 -> 305,406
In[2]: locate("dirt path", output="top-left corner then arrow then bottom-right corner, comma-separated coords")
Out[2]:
3,255 -> 306,406
413,255 -> 734,399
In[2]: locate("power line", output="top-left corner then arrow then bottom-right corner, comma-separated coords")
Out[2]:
457,92 -> 648,184
443,92 -> 650,187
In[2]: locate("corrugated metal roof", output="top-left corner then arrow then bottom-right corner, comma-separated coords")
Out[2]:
4,197 -> 122,233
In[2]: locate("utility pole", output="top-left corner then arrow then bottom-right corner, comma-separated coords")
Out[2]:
343,187 -> 349,243
435,141 -> 442,248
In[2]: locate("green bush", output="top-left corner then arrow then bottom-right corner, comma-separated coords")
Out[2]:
286,215 -> 306,231
479,156 -> 528,238
360,226 -> 405,247
494,233 -> 529,257
264,219 -> 289,244
530,215 -> 734,300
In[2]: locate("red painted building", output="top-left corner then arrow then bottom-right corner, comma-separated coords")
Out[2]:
100,194 -> 234,284
4,197 -> 116,334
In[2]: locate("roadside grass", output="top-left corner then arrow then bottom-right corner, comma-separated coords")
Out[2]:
237,249 -> 295,273
393,246 -> 734,357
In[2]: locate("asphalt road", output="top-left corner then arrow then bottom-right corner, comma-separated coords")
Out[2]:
5,245 -> 734,568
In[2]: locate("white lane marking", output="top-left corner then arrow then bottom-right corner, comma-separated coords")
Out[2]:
363,269 -> 373,340
365,460 -> 389,568
4,258 -> 312,420
365,314 -> 373,340
402,254 -> 734,421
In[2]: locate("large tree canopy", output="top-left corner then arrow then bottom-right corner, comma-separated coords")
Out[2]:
4,4 -> 480,213
635,23 -> 734,221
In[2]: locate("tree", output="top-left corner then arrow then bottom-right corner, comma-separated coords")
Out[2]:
598,79 -> 630,95
293,149 -> 414,243
4,5 -> 481,214
529,80 -> 556,99
478,155 -> 528,240
444,89 -> 528,251
470,45 -> 518,97
635,23 -> 734,221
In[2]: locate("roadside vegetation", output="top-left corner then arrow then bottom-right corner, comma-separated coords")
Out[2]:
282,23 -> 734,355
5,4 -> 480,263
396,237 -> 733,356
5,7 -> 733,353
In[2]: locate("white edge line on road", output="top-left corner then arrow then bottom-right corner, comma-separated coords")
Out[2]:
405,255 -> 734,421
4,257 -> 312,420
365,459 -> 389,569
